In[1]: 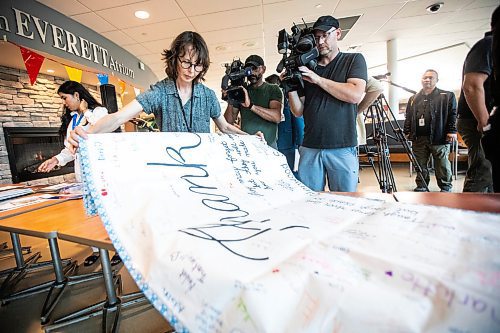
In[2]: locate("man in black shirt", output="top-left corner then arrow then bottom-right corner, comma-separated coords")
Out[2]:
456,10 -> 496,193
481,5 -> 500,192
287,15 -> 367,192
404,70 -> 457,192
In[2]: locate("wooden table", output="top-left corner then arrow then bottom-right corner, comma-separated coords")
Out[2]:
393,192 -> 500,213
333,191 -> 396,202
45,217 -> 149,332
334,191 -> 500,213
0,196 -> 71,301
0,196 -> 69,274
0,199 -> 102,324
0,198 -> 68,220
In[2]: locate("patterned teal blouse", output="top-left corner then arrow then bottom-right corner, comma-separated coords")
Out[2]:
136,78 -> 221,133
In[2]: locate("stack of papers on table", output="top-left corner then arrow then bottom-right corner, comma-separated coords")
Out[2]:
38,183 -> 82,194
0,195 -> 49,211
0,188 -> 34,201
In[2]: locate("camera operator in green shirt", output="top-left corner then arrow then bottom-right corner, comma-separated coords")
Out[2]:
224,55 -> 283,148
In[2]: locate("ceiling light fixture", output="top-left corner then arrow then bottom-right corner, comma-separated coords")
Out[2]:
315,4 -> 322,9
426,2 -> 443,13
135,10 -> 150,19
47,69 -> 54,73
243,41 -> 256,47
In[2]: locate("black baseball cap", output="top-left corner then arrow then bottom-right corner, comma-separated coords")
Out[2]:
313,15 -> 340,32
245,55 -> 264,67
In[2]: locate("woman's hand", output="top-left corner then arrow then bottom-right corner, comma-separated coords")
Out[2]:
79,99 -> 88,113
67,126 -> 89,153
254,131 -> 266,142
38,157 -> 59,173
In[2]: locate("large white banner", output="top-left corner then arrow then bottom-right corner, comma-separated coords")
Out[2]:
80,132 -> 500,333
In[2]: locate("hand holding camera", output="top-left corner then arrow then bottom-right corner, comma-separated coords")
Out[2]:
276,21 -> 320,94
78,98 -> 88,113
298,66 -> 322,85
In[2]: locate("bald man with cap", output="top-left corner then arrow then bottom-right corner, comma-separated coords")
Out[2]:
286,15 -> 368,192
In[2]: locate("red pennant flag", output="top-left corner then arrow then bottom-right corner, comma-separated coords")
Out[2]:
20,47 -> 45,85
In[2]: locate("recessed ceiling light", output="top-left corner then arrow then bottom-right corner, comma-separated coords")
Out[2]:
426,2 -> 443,13
135,10 -> 150,19
243,41 -> 256,47
47,69 -> 54,73
315,4 -> 322,9
215,45 -> 227,51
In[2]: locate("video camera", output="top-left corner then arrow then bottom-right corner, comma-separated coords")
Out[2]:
221,59 -> 252,106
276,22 -> 319,94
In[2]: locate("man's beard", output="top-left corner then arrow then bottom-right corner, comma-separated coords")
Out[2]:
248,74 -> 261,86
319,47 -> 332,57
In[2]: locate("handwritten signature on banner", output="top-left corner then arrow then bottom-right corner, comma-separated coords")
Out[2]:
145,133 -> 309,261
81,132 -> 500,332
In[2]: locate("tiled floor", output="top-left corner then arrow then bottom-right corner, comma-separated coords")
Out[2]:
357,161 -> 467,193
0,163 -> 467,333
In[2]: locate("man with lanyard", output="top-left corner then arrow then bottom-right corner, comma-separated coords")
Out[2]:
224,55 -> 283,148
286,15 -> 367,192
403,69 -> 457,192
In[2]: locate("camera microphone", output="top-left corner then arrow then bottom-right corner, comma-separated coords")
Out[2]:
372,72 -> 391,80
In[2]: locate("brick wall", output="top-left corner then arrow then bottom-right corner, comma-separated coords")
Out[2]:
0,65 -> 104,185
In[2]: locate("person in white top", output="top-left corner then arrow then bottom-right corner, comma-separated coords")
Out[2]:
38,80 -> 120,267
38,81 -> 108,181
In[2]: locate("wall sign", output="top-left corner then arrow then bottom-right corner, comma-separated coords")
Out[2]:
0,0 -> 157,87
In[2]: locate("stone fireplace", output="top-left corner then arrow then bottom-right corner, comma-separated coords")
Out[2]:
3,127 -> 74,183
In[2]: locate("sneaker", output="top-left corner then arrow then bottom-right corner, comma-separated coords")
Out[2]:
413,187 -> 427,192
83,253 -> 100,266
110,253 -> 122,266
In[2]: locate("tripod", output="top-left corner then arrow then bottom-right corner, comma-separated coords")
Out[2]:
362,93 -> 429,193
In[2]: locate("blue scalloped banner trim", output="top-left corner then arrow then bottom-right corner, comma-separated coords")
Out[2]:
79,140 -> 190,333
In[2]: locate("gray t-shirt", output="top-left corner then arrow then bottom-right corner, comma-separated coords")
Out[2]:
136,79 -> 221,133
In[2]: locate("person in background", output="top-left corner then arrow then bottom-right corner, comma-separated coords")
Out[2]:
403,70 -> 457,192
224,55 -> 283,148
69,31 -> 251,150
265,74 -> 304,174
356,77 -> 384,147
286,15 -> 367,192
481,5 -> 500,192
38,80 -> 121,267
457,9 -> 496,193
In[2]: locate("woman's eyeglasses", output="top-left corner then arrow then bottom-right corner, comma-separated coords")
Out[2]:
178,58 -> 204,72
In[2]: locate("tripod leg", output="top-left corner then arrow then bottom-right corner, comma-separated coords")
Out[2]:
369,100 -> 398,193
377,94 -> 429,191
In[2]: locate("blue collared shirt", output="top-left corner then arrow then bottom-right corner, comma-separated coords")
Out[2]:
136,79 -> 221,133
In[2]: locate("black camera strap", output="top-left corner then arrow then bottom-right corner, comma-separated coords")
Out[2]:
174,82 -> 194,133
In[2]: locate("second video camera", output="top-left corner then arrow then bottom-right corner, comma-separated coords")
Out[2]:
276,23 -> 319,94
221,59 -> 252,106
